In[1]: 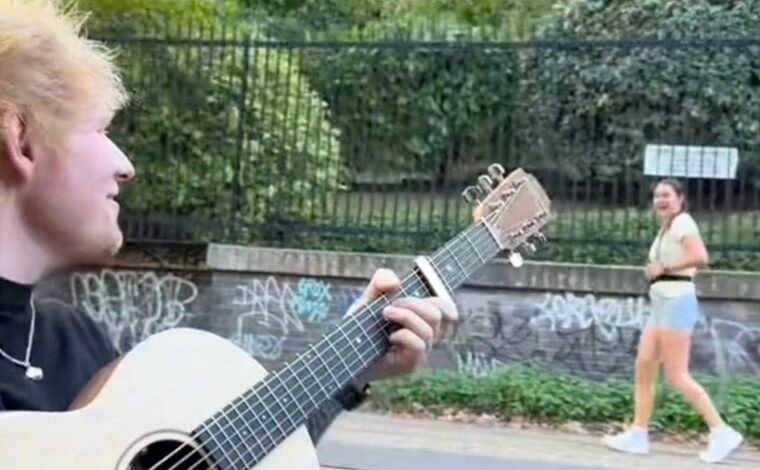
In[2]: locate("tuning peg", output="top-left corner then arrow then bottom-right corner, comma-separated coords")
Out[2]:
523,242 -> 537,253
488,163 -> 505,183
508,251 -> 524,268
533,232 -> 547,244
461,185 -> 481,205
477,175 -> 494,194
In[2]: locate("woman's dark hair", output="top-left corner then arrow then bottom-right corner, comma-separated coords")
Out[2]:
652,178 -> 688,213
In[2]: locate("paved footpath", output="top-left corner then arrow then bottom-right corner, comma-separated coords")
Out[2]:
317,412 -> 760,470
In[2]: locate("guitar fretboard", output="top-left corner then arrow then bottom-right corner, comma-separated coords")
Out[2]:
195,221 -> 501,469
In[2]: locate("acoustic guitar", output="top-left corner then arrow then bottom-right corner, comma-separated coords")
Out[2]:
0,166 -> 551,469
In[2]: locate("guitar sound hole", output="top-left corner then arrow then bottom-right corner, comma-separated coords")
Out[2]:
127,439 -> 215,470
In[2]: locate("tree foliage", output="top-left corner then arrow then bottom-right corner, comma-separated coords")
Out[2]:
518,0 -> 760,184
303,21 -> 519,184
80,0 -> 343,236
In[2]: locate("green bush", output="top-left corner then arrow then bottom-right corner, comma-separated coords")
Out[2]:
241,0 -> 387,32
82,0 -> 343,235
244,0 -> 556,39
273,2 -> 556,184
370,366 -> 760,438
518,0 -> 760,186
81,0 -> 242,33
378,0 -> 557,36
302,20 -> 519,185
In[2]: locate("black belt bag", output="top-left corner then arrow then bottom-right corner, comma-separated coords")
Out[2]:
650,274 -> 693,285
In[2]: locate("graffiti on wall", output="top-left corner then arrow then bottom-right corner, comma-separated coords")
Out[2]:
530,293 -> 648,338
708,319 -> 760,376
449,293 -> 645,378
292,278 -> 333,322
71,270 -> 198,352
231,277 -> 305,361
63,268 -> 760,379
448,291 -> 760,379
230,276 -> 362,361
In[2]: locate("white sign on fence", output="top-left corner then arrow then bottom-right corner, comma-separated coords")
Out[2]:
643,144 -> 738,179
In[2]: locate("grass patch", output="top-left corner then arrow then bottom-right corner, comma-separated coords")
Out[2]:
369,365 -> 760,439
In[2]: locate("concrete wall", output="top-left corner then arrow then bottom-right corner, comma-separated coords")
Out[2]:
38,243 -> 760,381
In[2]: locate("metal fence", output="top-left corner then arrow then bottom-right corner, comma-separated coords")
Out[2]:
105,27 -> 760,268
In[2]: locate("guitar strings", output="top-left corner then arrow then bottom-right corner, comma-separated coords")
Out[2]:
169,221 -> 501,470
161,190 -> 544,470
206,184 -> 547,469
163,197 -> 539,470
152,196 -> 540,470
153,223 -> 494,470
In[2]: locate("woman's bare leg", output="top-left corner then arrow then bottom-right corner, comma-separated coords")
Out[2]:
603,326 -> 660,454
660,328 -> 723,428
633,326 -> 661,427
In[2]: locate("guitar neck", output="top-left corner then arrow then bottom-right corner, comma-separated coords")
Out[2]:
195,222 -> 501,469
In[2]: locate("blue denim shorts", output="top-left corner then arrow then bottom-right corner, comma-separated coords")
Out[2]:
647,291 -> 700,331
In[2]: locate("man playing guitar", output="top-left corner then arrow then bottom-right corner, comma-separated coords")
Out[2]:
0,0 -> 456,452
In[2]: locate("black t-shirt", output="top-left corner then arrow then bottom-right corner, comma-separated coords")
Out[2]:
0,276 -> 362,443
0,277 -> 118,411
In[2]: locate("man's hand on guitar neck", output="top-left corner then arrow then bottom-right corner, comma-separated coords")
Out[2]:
349,269 -> 458,386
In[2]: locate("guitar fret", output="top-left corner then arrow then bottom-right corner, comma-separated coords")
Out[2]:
407,275 -> 429,298
311,344 -> 342,389
464,229 -> 486,263
445,245 -> 466,274
337,322 -> 370,370
441,234 -> 478,288
263,380 -> 299,431
290,357 -> 321,411
325,335 -> 354,382
355,309 -> 379,342
432,261 -> 454,293
204,418 -> 236,469
356,312 -> 385,356
254,397 -> 281,450
279,368 -> 308,420
399,283 -> 412,297
218,408 -> 249,469
303,352 -> 330,400
237,396 -> 267,458
367,317 -> 389,357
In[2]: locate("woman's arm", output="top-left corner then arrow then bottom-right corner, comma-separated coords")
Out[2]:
664,234 -> 709,272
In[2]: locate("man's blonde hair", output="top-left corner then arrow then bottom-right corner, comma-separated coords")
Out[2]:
0,0 -> 127,152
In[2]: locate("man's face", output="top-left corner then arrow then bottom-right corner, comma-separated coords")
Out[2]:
20,113 -> 135,266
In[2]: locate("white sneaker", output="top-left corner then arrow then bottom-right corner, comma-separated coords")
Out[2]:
699,426 -> 743,463
603,428 -> 650,454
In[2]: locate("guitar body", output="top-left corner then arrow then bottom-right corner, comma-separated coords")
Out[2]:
0,328 -> 318,470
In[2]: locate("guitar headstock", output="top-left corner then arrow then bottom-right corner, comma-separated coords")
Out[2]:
463,164 -> 552,265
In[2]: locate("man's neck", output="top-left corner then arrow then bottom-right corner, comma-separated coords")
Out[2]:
0,205 -> 59,284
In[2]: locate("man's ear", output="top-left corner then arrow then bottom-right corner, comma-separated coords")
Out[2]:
0,105 -> 34,183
